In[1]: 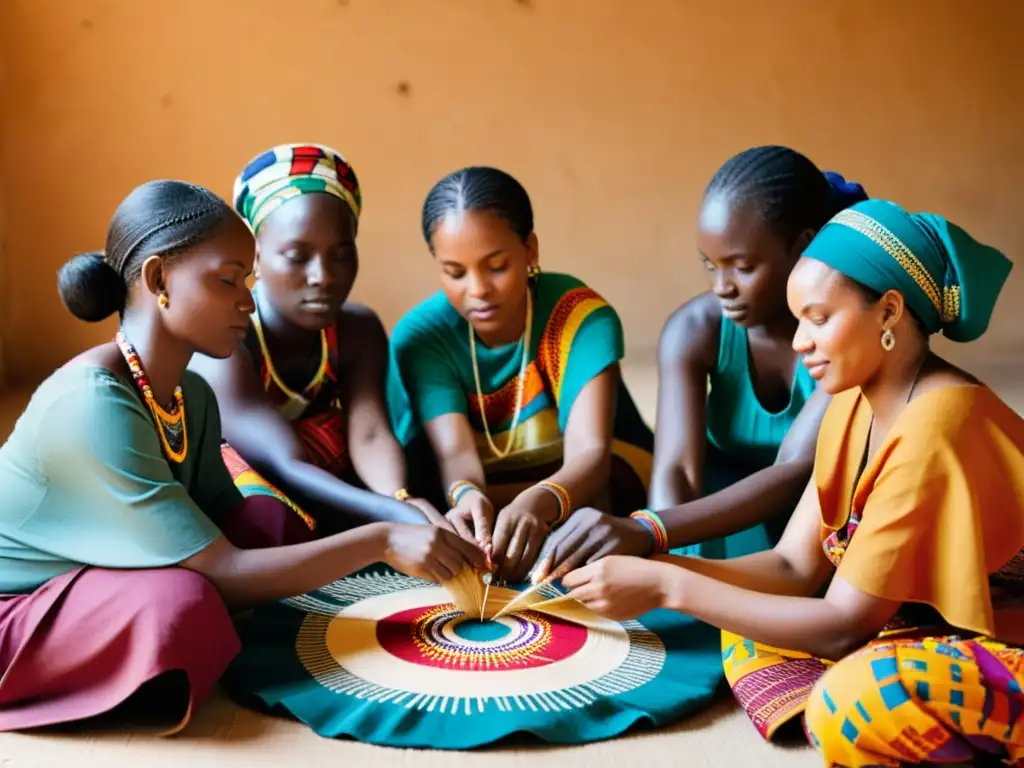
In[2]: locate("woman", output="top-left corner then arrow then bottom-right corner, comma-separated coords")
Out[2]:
0,180 -> 483,733
541,146 -> 868,575
563,199 -> 1023,766
387,166 -> 654,582
190,143 -> 441,536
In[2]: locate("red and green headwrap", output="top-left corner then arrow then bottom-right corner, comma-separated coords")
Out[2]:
232,143 -> 361,234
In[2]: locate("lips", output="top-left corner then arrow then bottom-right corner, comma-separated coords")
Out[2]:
803,360 -> 828,379
721,304 -> 747,315
301,297 -> 339,313
468,305 -> 499,320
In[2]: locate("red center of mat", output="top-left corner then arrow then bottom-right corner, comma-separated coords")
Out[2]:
376,604 -> 588,670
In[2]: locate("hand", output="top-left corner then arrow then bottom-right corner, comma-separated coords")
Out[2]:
445,490 -> 495,549
561,555 -> 676,621
492,492 -> 557,583
528,507 -> 653,582
404,497 -> 457,533
382,523 -> 487,582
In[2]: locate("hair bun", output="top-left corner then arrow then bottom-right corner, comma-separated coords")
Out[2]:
56,251 -> 127,322
823,171 -> 869,213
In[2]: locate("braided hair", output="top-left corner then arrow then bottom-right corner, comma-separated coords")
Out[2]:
704,146 -> 868,247
421,166 -> 534,249
58,180 -> 233,322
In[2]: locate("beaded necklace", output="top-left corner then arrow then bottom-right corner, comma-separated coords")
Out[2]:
115,329 -> 188,463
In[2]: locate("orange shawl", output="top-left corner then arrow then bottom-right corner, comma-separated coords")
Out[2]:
816,385 -> 1024,640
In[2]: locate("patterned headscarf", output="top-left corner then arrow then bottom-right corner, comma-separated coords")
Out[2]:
803,199 -> 1013,342
233,143 -> 361,234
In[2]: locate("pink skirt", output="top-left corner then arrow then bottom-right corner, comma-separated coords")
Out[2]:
0,495 -> 313,733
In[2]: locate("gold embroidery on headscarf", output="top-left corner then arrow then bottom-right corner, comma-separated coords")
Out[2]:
830,210 -> 942,316
943,285 -> 961,324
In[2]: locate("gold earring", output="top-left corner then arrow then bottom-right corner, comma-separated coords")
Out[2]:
881,328 -> 895,351
527,264 -> 541,279
159,294 -> 169,310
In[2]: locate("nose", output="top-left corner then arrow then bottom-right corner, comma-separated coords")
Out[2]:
467,272 -> 491,300
792,320 -> 813,353
711,268 -> 737,299
305,255 -> 335,288
239,283 -> 256,314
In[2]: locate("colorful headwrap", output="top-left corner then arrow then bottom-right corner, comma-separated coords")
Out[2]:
233,143 -> 361,234
804,199 -> 1013,342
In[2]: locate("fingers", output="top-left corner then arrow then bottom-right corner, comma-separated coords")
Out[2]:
446,509 -> 476,543
442,529 -> 488,571
498,523 -> 528,581
560,561 -> 599,590
512,528 -> 546,584
470,502 -> 494,549
490,513 -> 514,569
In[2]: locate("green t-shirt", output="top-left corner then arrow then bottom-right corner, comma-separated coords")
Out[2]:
0,365 -> 241,593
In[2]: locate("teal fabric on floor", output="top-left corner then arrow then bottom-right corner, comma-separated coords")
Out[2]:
224,564 -> 723,749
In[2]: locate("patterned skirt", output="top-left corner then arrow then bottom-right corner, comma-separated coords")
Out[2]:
724,629 -> 1024,766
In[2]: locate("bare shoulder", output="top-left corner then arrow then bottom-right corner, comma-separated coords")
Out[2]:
658,291 -> 721,370
338,302 -> 388,358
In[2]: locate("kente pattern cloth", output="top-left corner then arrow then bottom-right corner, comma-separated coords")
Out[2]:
233,143 -> 361,234
723,385 -> 1024,765
388,272 -> 654,513
224,565 -> 722,749
221,444 -> 317,532
804,634 -> 1024,767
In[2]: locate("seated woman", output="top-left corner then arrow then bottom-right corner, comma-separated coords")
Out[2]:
0,180 -> 482,734
190,143 -> 440,536
387,166 -> 654,582
562,199 -> 1023,766
540,146 -> 868,575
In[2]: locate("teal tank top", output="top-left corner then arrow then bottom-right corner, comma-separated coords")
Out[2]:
705,316 -> 816,472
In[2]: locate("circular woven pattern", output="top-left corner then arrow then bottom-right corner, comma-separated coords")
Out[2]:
225,565 -> 725,749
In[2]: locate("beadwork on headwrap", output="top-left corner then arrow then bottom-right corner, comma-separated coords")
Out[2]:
803,199 -> 1012,343
233,143 -> 361,234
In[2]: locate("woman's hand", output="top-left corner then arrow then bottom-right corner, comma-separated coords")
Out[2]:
530,507 -> 654,581
445,489 -> 496,550
561,555 -> 678,621
382,523 -> 486,582
404,497 -> 456,533
492,492 -> 559,583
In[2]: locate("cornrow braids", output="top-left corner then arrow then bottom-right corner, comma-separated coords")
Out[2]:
704,145 -> 865,246
421,166 -> 533,249
58,180 -> 234,322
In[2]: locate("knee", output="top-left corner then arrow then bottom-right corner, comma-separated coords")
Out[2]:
127,568 -> 232,631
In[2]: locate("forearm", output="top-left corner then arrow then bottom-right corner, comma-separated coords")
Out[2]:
658,460 -> 811,547
274,458 -> 423,525
437,451 -> 488,503
349,430 -> 411,497
661,566 -> 861,659
184,524 -> 388,608
546,446 -> 611,512
654,548 -> 823,596
648,461 -> 699,509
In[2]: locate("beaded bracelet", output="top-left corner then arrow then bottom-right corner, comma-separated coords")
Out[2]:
630,509 -> 669,554
447,480 -> 481,508
534,481 -> 572,526
393,488 -> 411,502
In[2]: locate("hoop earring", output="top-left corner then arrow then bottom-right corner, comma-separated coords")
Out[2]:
881,328 -> 895,351
159,294 -> 170,310
526,264 -> 541,280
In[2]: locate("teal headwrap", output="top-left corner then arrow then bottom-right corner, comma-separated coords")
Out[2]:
802,199 -> 1013,342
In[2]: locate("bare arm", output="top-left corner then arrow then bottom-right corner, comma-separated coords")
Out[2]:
657,387 -> 831,547
511,366 -> 618,524
189,343 -> 422,526
649,295 -> 719,508
342,306 -> 415,497
182,521 -> 486,609
566,478 -> 895,659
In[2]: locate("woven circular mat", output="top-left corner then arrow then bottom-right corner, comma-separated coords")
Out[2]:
224,565 -> 723,749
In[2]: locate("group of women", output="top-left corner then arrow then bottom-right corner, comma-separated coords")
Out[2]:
0,140 -> 1020,767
